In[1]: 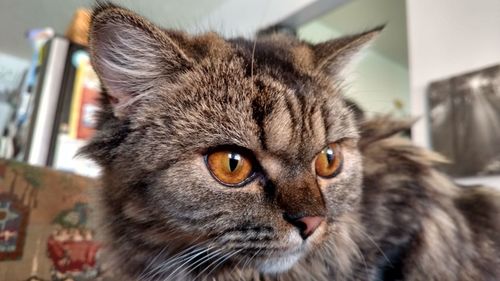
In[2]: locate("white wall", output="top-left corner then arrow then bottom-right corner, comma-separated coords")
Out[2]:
0,53 -> 28,93
406,0 -> 500,188
299,21 -> 410,116
190,0 -> 317,37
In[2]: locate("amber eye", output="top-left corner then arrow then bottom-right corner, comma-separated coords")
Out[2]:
315,143 -> 343,178
206,150 -> 254,186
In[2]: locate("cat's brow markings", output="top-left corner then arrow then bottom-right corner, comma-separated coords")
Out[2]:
310,104 -> 328,148
251,95 -> 271,151
262,107 -> 293,154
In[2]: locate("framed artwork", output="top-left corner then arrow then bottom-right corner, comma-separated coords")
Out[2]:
0,159 -> 113,281
428,65 -> 500,177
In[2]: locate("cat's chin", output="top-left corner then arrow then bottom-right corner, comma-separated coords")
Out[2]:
253,233 -> 305,274
256,224 -> 327,274
257,252 -> 303,274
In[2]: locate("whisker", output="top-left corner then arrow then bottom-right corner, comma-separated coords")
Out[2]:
149,248 -> 205,281
241,248 -> 263,281
142,233 -> 227,281
178,248 -> 226,280
146,240 -> 207,280
347,235 -> 368,273
139,246 -> 168,280
196,248 -> 244,280
334,218 -> 391,264
250,37 -> 257,97
160,247 -> 212,281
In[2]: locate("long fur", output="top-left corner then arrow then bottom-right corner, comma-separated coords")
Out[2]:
84,4 -> 500,281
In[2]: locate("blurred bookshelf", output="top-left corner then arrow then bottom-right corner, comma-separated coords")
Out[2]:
27,36 -> 100,177
1,13 -> 101,178
0,9 -> 101,177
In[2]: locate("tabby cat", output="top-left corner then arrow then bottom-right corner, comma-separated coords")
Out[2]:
82,4 -> 500,281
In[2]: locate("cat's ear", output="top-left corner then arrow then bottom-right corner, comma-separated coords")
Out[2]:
312,26 -> 383,75
89,4 -> 192,117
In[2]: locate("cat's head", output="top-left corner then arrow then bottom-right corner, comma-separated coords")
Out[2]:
84,4 -> 379,277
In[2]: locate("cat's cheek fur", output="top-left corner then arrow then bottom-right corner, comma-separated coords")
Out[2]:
150,158 -> 276,232
319,145 -> 363,217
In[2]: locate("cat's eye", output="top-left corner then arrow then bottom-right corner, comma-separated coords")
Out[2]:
206,150 -> 254,186
315,143 -> 343,178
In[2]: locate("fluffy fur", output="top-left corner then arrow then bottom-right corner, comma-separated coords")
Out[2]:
82,4 -> 500,281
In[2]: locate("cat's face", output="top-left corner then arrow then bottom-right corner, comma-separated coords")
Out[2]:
85,5 -> 379,276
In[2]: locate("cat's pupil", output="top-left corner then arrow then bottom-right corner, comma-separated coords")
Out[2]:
228,153 -> 241,172
326,148 -> 335,165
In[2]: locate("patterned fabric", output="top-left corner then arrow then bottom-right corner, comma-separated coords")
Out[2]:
0,159 -> 107,281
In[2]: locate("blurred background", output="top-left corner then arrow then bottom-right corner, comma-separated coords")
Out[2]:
0,0 -> 499,187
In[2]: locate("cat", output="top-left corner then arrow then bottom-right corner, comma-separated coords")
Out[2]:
82,3 -> 500,281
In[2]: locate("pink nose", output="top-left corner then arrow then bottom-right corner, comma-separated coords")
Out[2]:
286,215 -> 325,239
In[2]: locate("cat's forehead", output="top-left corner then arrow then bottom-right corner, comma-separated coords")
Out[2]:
141,36 -> 355,161
178,32 -> 317,89
186,34 -> 338,104
227,35 -> 317,86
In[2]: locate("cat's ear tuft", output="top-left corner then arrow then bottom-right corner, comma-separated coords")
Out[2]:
312,26 -> 384,76
89,4 -> 192,117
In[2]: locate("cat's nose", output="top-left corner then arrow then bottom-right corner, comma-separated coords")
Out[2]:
284,214 -> 325,239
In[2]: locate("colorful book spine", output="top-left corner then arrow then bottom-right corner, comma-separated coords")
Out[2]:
68,51 -> 101,140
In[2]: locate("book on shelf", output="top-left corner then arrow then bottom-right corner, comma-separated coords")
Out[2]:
23,36 -> 100,177
68,51 -> 100,140
25,36 -> 70,166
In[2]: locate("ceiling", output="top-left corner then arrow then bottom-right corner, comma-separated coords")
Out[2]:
0,0 -> 226,59
0,0 -> 321,60
1,0 -> 406,65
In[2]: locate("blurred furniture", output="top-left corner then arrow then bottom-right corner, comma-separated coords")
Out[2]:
0,158 -> 108,281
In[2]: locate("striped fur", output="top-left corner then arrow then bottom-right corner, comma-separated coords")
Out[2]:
83,4 -> 500,281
